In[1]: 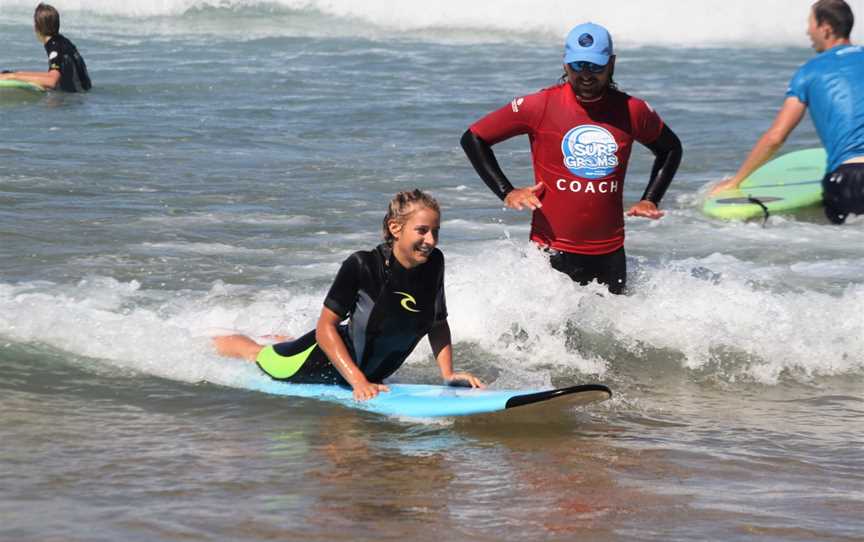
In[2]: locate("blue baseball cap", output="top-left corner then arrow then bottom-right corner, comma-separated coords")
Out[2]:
563,22 -> 614,66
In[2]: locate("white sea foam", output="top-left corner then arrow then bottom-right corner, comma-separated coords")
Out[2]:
442,218 -> 512,234
0,277 -> 322,388
1,0 -> 862,45
1,235 -> 861,389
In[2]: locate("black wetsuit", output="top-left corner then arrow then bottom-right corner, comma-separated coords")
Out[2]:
44,34 -> 91,92
258,243 -> 447,385
547,246 -> 627,294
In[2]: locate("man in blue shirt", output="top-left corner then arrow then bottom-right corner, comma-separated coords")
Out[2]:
711,0 -> 864,224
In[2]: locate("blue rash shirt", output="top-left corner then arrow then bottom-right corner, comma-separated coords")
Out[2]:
786,44 -> 864,173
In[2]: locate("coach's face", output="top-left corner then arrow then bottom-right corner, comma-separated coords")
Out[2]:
565,56 -> 615,101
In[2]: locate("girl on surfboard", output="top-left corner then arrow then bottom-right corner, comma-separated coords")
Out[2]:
213,189 -> 484,401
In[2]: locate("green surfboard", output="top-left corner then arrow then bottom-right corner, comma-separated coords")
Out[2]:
702,148 -> 826,220
0,79 -> 46,93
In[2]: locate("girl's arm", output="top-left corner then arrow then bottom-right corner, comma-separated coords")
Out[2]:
428,320 -> 484,388
315,306 -> 389,401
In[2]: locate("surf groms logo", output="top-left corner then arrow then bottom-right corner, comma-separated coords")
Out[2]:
394,291 -> 420,313
561,125 -> 619,179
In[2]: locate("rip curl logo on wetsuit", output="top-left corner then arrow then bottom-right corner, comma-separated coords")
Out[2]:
561,125 -> 619,179
394,291 -> 420,313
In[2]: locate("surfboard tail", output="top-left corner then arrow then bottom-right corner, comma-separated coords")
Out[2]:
504,383 -> 612,410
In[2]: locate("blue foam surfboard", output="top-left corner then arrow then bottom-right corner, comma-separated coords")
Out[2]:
247,380 -> 612,418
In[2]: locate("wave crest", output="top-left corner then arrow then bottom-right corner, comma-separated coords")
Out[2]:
2,0 -> 861,45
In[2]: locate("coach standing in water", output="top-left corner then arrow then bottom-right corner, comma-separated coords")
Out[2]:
461,22 -> 682,294
711,0 -> 864,224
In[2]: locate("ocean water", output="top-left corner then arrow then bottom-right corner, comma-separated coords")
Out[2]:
2,1 -> 864,540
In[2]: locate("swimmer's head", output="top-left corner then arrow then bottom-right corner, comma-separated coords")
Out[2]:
809,0 -> 854,51
34,3 -> 60,40
383,190 -> 441,268
383,189 -> 440,244
562,22 -> 617,100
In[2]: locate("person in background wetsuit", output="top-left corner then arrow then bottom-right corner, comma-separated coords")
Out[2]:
710,0 -> 864,224
0,3 -> 91,92
213,190 -> 484,402
461,22 -> 682,295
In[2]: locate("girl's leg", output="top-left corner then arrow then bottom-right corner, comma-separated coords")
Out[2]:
212,335 -> 264,362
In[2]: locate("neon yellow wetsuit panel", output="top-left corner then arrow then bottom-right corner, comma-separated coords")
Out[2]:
256,342 -> 317,380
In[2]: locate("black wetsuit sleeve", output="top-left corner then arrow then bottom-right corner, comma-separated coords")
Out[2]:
323,254 -> 362,318
433,252 -> 447,322
44,35 -> 91,92
460,129 -> 515,201
45,40 -> 62,71
640,124 -> 683,205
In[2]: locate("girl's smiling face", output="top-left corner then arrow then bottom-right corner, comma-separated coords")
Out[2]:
388,205 -> 440,269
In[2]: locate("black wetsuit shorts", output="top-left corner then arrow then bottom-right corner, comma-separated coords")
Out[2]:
823,163 -> 864,224
548,246 -> 626,295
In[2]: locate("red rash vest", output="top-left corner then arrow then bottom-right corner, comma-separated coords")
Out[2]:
469,84 -> 664,255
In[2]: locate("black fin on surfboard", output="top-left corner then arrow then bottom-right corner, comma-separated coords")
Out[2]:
504,383 -> 612,410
